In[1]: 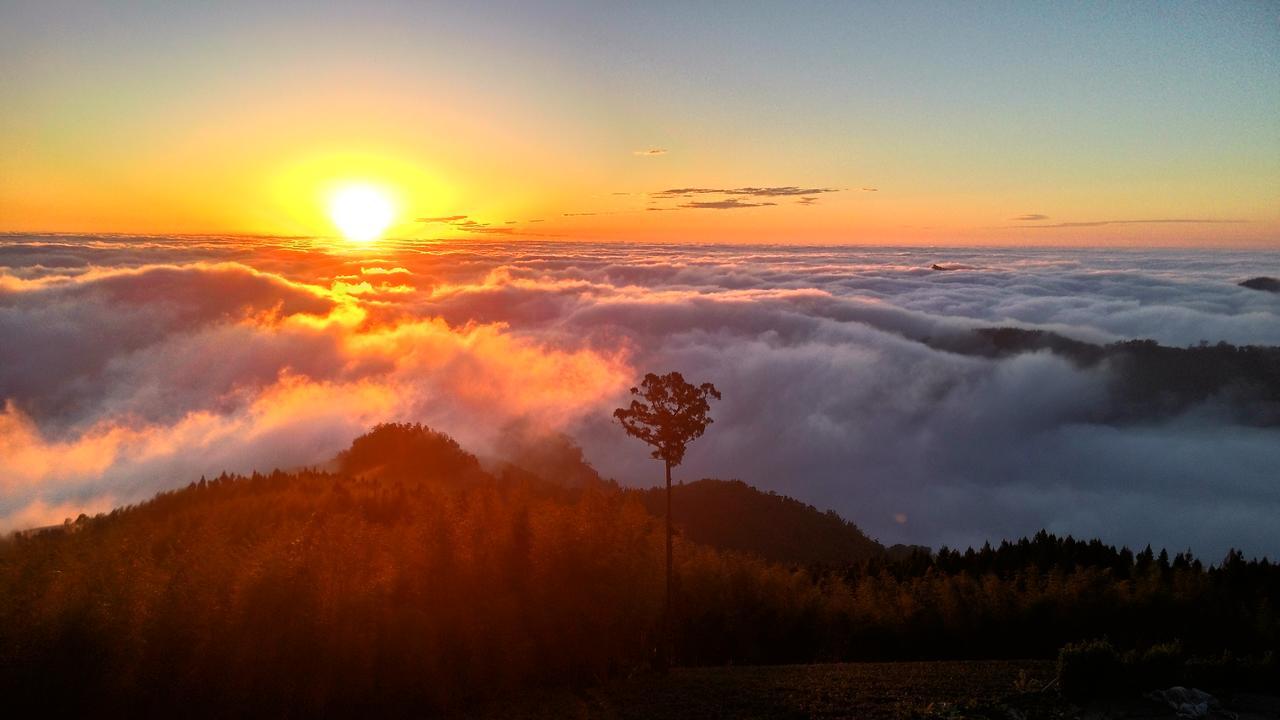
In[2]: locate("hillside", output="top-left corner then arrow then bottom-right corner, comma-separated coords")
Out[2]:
2,424 -> 1277,716
1,426 -> 666,716
634,479 -> 883,565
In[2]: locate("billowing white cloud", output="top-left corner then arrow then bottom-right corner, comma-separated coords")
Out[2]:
2,235 -> 1278,558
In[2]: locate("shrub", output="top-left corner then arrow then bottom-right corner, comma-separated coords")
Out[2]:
1133,640 -> 1185,689
1058,638 -> 1123,698
1184,651 -> 1280,691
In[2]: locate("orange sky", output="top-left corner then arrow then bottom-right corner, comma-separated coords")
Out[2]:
1,2 -> 1277,246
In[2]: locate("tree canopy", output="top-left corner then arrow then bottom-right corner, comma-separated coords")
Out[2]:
613,371 -> 721,467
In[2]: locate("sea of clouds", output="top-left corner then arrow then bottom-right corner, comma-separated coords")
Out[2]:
2,235 -> 1278,558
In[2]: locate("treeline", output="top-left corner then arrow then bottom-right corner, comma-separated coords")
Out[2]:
691,534 -> 1278,665
1,424 -> 1276,715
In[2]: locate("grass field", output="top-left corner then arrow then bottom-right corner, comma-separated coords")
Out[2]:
465,660 -> 1061,720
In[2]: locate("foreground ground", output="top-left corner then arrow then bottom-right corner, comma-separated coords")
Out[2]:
464,661 -> 1280,720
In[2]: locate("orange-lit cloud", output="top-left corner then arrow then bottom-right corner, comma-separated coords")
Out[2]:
4,237 -> 1280,556
0,245 -> 635,529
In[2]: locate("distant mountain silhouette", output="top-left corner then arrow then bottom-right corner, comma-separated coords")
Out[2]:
634,479 -> 883,565
929,327 -> 1106,364
886,543 -> 933,561
1239,276 -> 1280,293
926,328 -> 1280,426
490,423 -> 606,489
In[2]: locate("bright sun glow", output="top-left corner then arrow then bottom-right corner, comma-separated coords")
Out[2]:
329,184 -> 395,242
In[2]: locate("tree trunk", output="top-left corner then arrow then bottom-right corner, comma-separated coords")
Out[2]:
662,459 -> 673,672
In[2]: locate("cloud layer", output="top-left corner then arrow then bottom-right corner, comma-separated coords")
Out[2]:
2,236 -> 1279,558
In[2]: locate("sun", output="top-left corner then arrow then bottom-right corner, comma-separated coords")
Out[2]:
328,184 -> 395,242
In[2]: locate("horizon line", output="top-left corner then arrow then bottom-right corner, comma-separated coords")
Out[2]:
2,230 -> 1279,251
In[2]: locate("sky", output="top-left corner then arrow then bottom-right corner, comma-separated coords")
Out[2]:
1,1 -> 1278,245
2,236 -> 1278,557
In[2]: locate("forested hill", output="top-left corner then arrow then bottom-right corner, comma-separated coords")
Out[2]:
926,328 -> 1280,426
3,424 -> 1277,715
634,479 -> 884,565
336,423 -> 889,566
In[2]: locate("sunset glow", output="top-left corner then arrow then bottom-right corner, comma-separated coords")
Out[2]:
328,184 -> 396,242
2,4 -> 1279,715
2,4 -> 1276,245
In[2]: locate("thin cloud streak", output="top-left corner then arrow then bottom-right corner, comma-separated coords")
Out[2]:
679,199 -> 778,210
652,186 -> 841,198
1023,218 -> 1245,229
415,215 -> 552,236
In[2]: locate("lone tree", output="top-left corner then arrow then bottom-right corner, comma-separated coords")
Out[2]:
613,371 -> 720,670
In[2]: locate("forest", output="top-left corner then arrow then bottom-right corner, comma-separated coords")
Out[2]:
1,423 -> 1277,715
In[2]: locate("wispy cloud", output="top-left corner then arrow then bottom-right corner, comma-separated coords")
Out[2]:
652,186 -> 841,199
1012,214 -> 1049,221
645,185 -> 844,210
861,187 -> 879,192
454,220 -> 519,235
633,148 -> 668,156
679,199 -> 778,210
416,215 -> 542,236
1025,218 -> 1244,229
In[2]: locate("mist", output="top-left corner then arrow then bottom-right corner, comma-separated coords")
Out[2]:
2,235 -> 1278,557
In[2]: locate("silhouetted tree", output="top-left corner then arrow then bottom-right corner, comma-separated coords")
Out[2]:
613,371 -> 721,670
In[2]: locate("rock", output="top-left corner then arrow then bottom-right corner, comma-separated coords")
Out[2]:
1146,687 -> 1219,719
